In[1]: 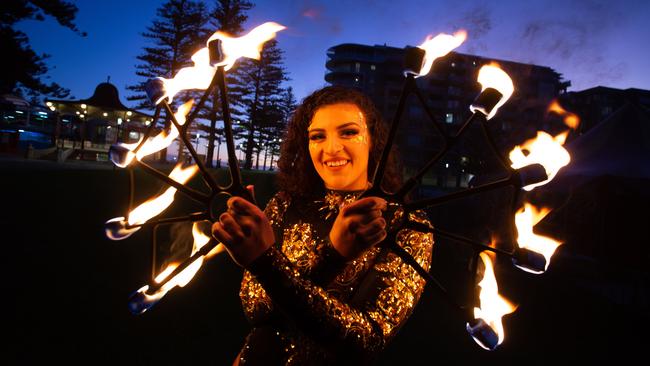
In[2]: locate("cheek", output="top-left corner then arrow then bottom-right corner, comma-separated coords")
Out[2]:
309,144 -> 320,165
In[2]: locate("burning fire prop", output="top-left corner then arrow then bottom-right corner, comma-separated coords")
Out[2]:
105,23 -> 578,351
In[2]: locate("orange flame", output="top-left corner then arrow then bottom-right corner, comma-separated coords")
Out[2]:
126,164 -> 198,226
473,251 -> 517,348
159,22 -> 285,103
115,100 -> 194,167
470,63 -> 514,120
509,131 -> 570,191
145,222 -> 224,295
514,203 -> 562,273
548,100 -> 580,130
416,30 -> 467,77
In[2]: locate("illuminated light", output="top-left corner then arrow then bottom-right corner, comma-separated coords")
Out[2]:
46,102 -> 53,107
548,100 -> 580,130
126,119 -> 130,122
513,203 -> 562,273
158,22 -> 285,104
126,111 -> 132,116
117,118 -> 123,125
81,104 -> 87,109
105,164 -> 198,235
145,121 -> 150,126
509,131 -> 570,191
80,115 -> 85,119
416,30 -> 467,77
110,100 -> 193,167
15,111 -> 24,114
49,106 -> 56,111
103,112 -> 108,117
107,126 -> 112,129
18,129 -> 25,132
127,222 -> 224,314
468,251 -> 517,350
470,63 -> 514,120
76,111 -> 80,115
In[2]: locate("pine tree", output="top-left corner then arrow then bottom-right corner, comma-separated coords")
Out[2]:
126,0 -> 208,162
1,0 -> 85,100
235,39 -> 289,169
201,0 -> 253,168
127,0 -> 208,109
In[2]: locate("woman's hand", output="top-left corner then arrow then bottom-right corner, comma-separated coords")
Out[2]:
330,197 -> 388,260
211,186 -> 275,267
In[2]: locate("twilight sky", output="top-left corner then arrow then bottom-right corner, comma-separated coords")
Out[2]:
17,0 -> 650,106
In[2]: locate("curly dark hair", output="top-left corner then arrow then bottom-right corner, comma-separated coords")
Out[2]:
276,86 -> 402,199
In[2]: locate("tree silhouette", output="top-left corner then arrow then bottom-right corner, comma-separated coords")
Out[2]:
1,0 -> 85,100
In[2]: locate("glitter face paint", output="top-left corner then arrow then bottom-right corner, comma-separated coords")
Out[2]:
308,103 -> 370,191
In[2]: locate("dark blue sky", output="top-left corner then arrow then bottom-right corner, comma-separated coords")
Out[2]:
17,0 -> 650,105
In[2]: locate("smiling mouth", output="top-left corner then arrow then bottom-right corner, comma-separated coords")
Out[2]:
324,159 -> 350,168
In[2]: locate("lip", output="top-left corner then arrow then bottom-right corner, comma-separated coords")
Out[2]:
323,159 -> 350,169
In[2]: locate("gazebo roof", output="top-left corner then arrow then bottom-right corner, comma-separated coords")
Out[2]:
47,82 -> 151,117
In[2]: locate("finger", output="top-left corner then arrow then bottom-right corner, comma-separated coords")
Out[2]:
211,222 -> 234,245
343,197 -> 387,216
220,212 -> 245,240
357,217 -> 386,237
365,230 -> 388,246
358,209 -> 383,225
228,196 -> 260,216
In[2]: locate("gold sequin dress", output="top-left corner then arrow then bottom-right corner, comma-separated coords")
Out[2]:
237,189 -> 434,365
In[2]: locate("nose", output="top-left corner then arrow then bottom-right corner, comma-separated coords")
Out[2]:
324,136 -> 343,154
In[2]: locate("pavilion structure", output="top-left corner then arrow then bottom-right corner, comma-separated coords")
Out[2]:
46,82 -> 159,161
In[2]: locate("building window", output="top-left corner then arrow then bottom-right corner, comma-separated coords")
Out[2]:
447,100 -> 459,109
355,62 -> 360,72
448,86 -> 461,96
128,131 -> 140,141
370,64 -> 376,71
445,113 -> 454,124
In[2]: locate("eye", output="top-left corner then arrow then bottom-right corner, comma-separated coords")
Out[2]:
341,129 -> 359,137
309,134 -> 324,141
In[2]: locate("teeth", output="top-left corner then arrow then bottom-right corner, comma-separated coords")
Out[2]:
325,160 -> 348,167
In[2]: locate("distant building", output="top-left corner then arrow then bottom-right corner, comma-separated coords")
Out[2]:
325,43 -> 570,194
45,82 -> 155,161
560,86 -> 650,135
1,82 -> 157,161
0,94 -> 57,153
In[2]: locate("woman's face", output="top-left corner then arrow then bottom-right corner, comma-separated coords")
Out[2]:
308,103 -> 371,191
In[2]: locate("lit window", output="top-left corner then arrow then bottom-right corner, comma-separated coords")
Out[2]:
445,113 -> 454,124
370,65 -> 376,71
355,62 -> 360,72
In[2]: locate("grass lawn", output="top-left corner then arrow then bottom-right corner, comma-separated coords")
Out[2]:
3,158 -> 646,364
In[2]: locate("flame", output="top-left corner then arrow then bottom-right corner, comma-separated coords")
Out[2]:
471,63 -> 514,120
152,223 -> 223,293
158,22 -> 285,103
548,100 -> 580,130
515,203 -> 562,273
473,251 -> 517,348
509,130 -> 570,191
416,30 -> 467,77
126,164 -> 198,226
114,100 -> 194,166
208,22 -> 286,71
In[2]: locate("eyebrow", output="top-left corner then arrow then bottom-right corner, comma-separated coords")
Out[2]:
308,122 -> 360,133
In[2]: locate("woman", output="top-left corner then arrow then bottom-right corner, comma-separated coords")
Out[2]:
212,86 -> 433,365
